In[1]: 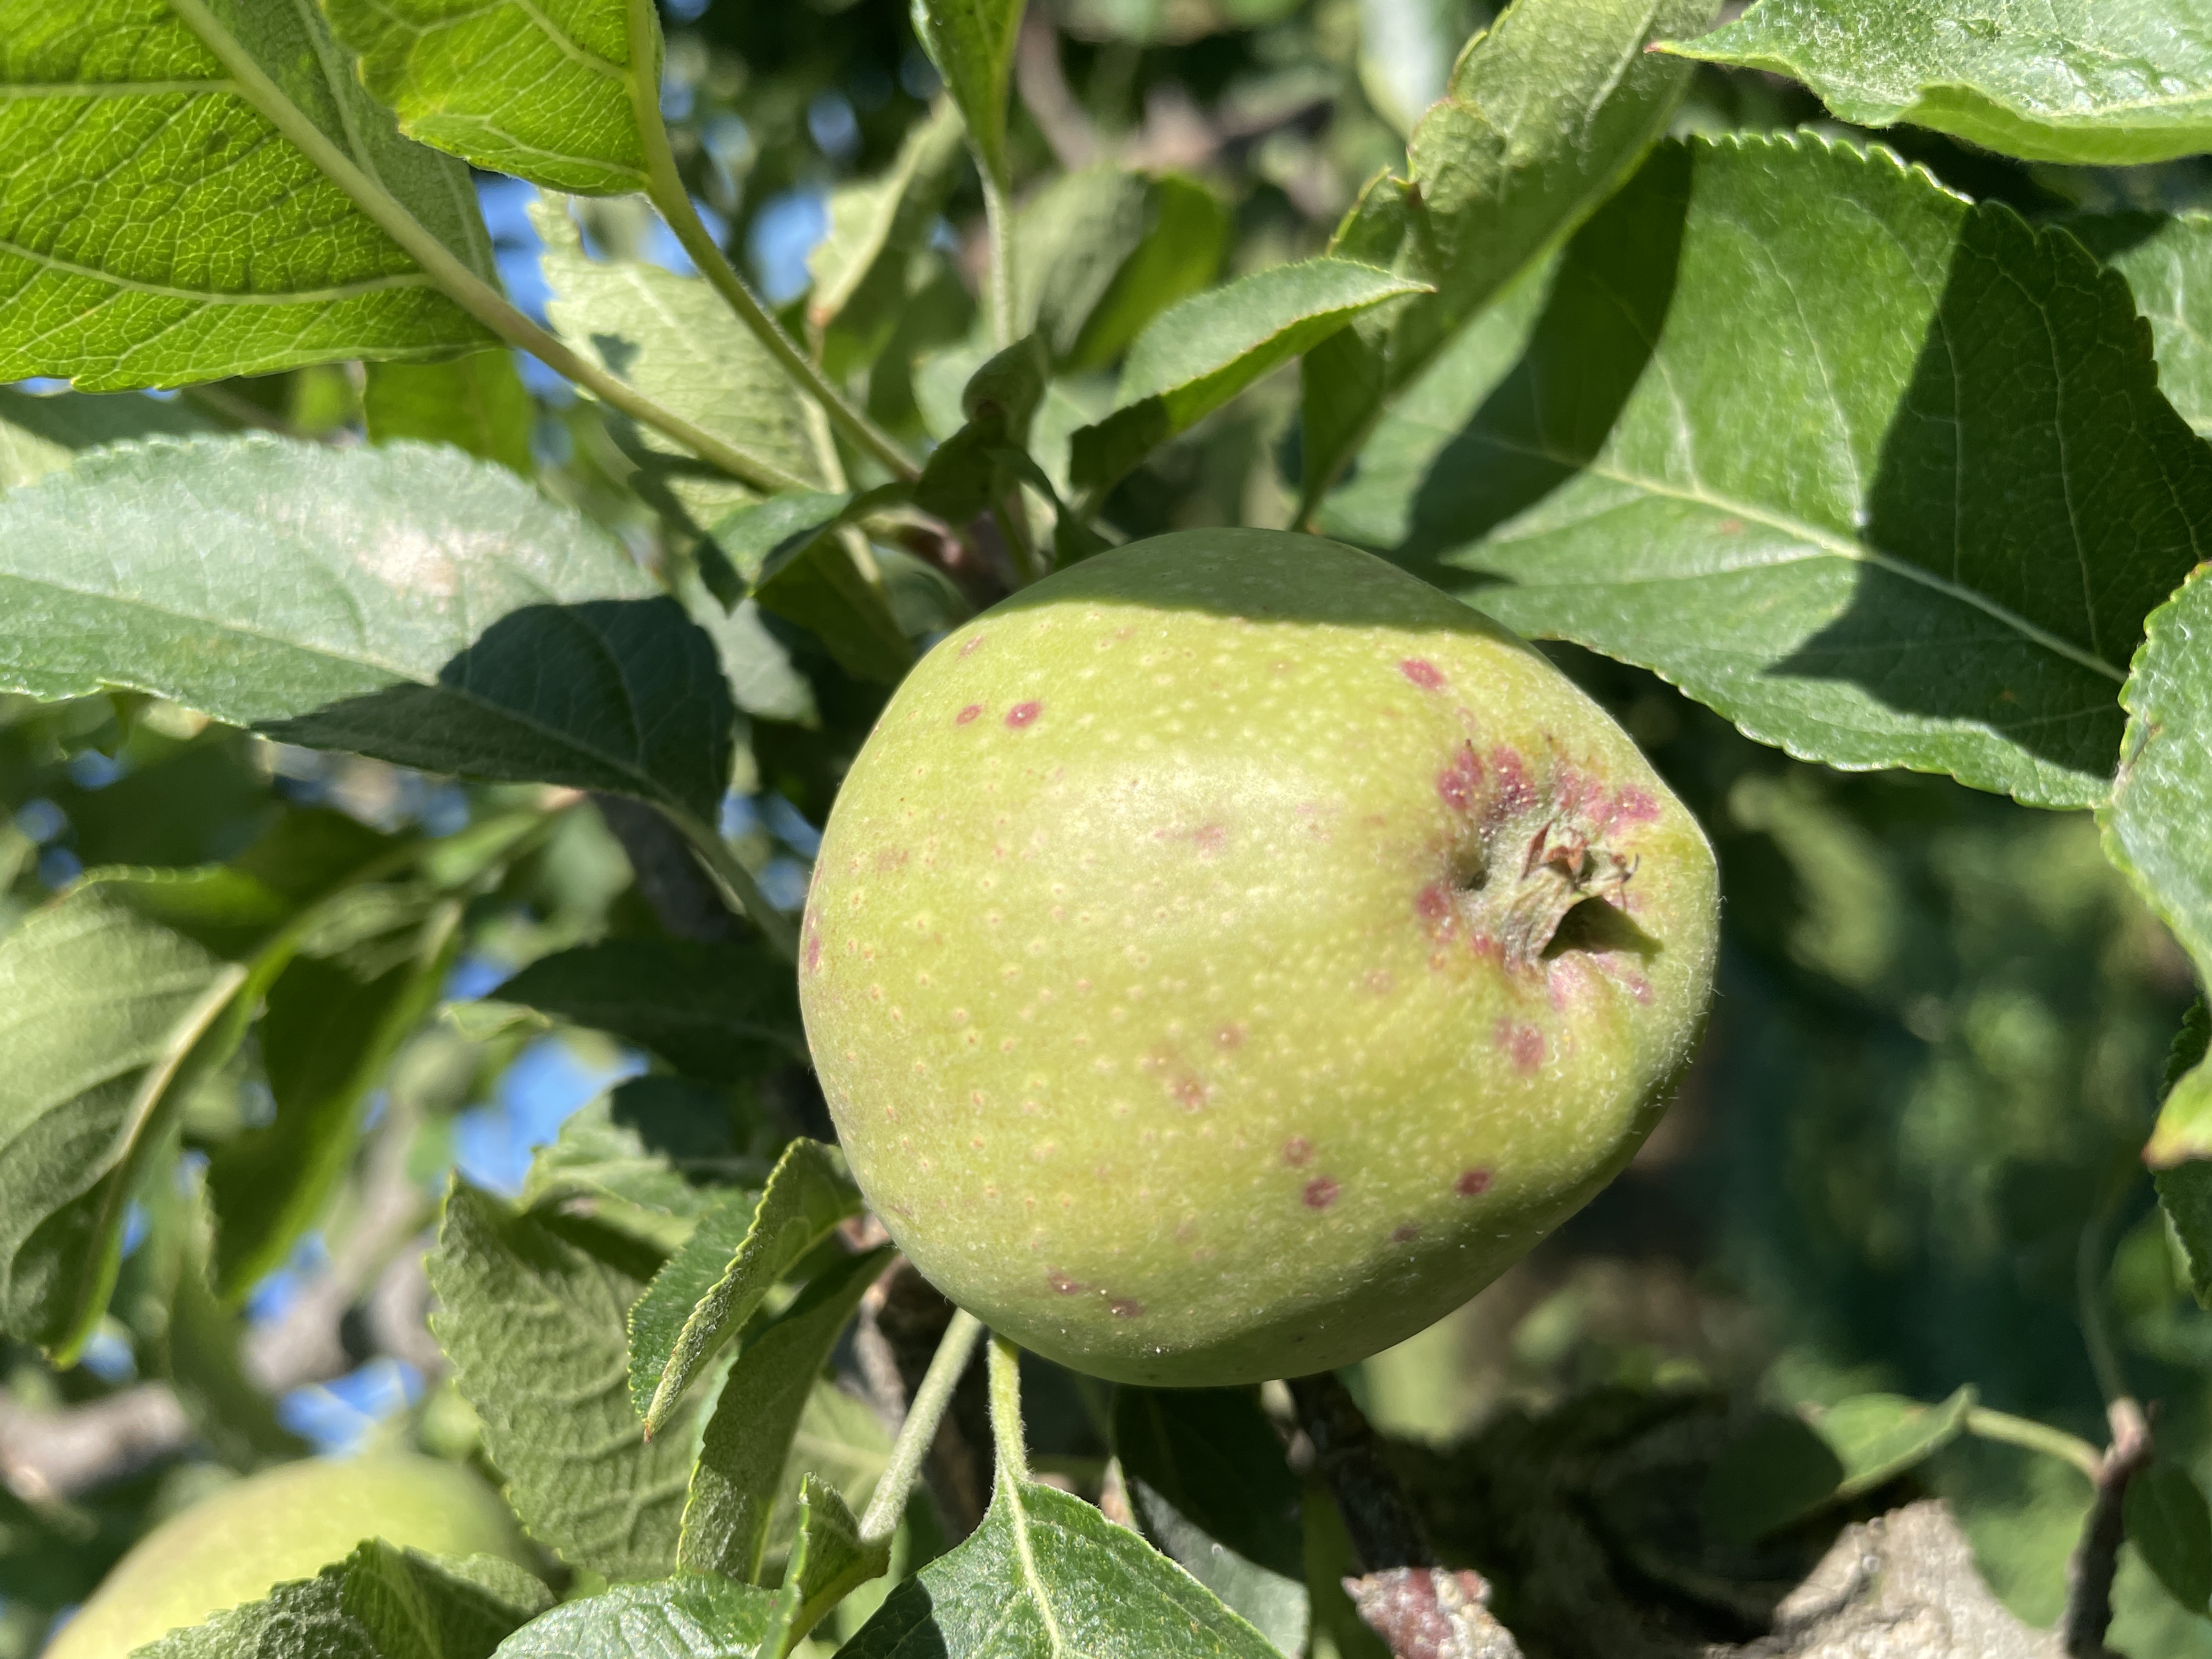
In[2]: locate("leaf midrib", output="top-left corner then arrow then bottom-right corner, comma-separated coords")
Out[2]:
0,235 -> 438,304
1444,429 -> 2130,684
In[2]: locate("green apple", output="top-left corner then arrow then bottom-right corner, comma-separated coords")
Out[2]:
800,529 -> 1718,1385
44,1454 -> 534,1659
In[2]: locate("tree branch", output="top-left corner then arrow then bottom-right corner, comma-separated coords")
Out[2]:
2062,1397 -> 2152,1659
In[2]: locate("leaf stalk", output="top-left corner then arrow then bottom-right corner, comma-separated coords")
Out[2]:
168,0 -> 809,495
624,1 -> 919,484
859,1307 -> 984,1543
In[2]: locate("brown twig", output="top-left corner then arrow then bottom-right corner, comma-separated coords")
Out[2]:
2061,1397 -> 2153,1658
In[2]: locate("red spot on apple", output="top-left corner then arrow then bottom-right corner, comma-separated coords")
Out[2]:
1215,1022 -> 1246,1050
1171,1075 -> 1209,1110
956,704 -> 984,725
1006,701 -> 1042,728
1391,1222 -> 1421,1244
1398,658 -> 1445,689
1193,823 -> 1226,854
960,634 -> 985,655
1283,1136 -> 1312,1166
1304,1176 -> 1340,1210
804,933 -> 823,972
1110,1298 -> 1145,1318
1436,744 -> 1481,812
1618,787 -> 1660,822
1489,747 -> 1536,813
1455,1169 -> 1491,1197
1048,1270 -> 1084,1294
1494,1020 -> 1544,1071
1415,884 -> 1453,926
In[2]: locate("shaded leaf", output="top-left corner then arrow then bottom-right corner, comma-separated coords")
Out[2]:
2126,1459 -> 2212,1617
837,1472 -> 1280,1658
207,902 -> 459,1297
0,0 -> 495,388
521,1079 -> 775,1254
1668,0 -> 2212,166
1070,259 -> 1429,495
491,938 -> 806,1086
0,437 -> 737,823
138,1538 -> 549,1659
810,100 -> 969,339
323,0 -> 648,193
2104,565 -> 2212,1164
630,1139 -> 861,1435
1328,134 -> 2211,808
1300,0 -> 1714,512
1015,168 -> 1228,371
2158,1006 -> 2212,1305
533,196 -> 820,513
430,1182 -> 708,1582
0,387 -> 218,492
489,1576 -> 777,1659
912,336 -> 1050,523
0,868 -> 294,1358
707,489 -> 916,686
911,0 -> 1024,185
1114,1388 -> 1308,1656
760,1479 -> 891,1656
1703,1387 -> 1975,1543
364,352 -> 535,475
679,1245 -> 893,1579
2066,213 -> 2212,442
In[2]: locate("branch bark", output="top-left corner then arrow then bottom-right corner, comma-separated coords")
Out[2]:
2061,1397 -> 2153,1658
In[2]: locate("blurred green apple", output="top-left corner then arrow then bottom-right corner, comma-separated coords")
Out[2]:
44,1454 -> 534,1659
801,529 -> 1718,1385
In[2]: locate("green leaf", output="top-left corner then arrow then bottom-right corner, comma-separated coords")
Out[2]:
321,0 -> 648,193
492,1577 -> 776,1659
1703,1387 -> 1976,1542
809,100 -> 969,340
2126,1459 -> 2212,1617
1297,0 -> 1713,512
1666,0 -> 2212,166
206,901 -> 459,1298
1329,133 -> 2212,809
2066,215 -> 2212,442
532,196 -> 821,507
2104,565 -> 2212,1164
1113,1389 -> 1308,1657
138,1538 -> 549,1659
706,489 -> 916,686
0,0 -> 495,389
912,336 -> 1050,523
0,436 -> 736,823
1014,168 -> 1228,371
629,1139 -> 862,1436
430,1182 -> 709,1582
365,353 -> 536,475
490,938 -> 806,1086
910,0 -> 1024,187
2158,1007 -> 2212,1304
836,1474 -> 1281,1659
1070,259 -> 1429,496
119,1170 -> 307,1468
760,1479 -> 891,1657
0,867 -> 296,1358
0,387 -> 219,492
679,1245 -> 893,1579
521,1078 -> 775,1254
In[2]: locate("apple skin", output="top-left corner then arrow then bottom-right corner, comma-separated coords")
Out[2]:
43,1454 -> 535,1659
800,529 -> 1718,1386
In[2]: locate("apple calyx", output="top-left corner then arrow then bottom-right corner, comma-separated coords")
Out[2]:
1493,816 -> 1634,971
